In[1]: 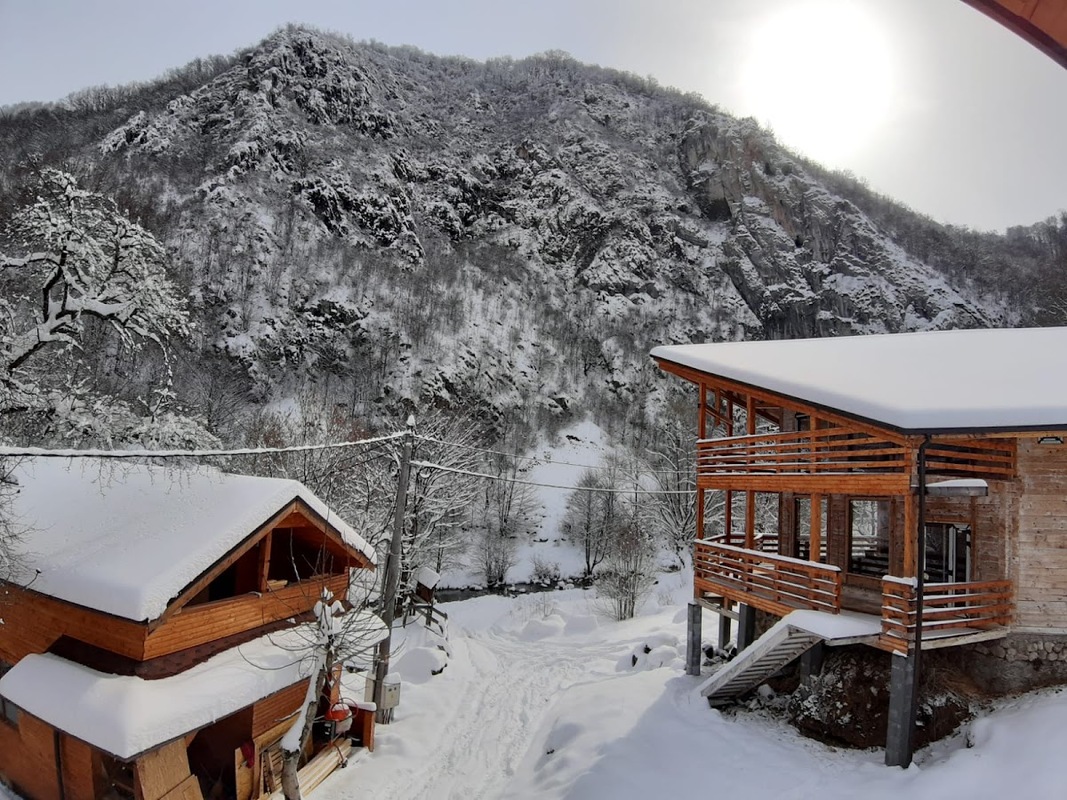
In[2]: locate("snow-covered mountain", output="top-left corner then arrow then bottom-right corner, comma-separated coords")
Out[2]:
0,26 -> 1057,444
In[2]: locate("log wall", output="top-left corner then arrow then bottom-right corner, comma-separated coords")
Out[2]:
1013,439 -> 1067,630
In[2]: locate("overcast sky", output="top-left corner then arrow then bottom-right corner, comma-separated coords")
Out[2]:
1,0 -> 1064,232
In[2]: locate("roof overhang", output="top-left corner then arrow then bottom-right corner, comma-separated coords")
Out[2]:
651,328 -> 1067,438
0,615 -> 387,761
963,0 -> 1067,70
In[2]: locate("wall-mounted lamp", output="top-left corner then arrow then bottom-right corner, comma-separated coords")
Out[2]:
1038,436 -> 1064,445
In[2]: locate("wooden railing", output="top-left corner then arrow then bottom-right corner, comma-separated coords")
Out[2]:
696,431 -> 1014,481
879,577 -> 1013,652
693,540 -> 842,617
697,427 -> 907,477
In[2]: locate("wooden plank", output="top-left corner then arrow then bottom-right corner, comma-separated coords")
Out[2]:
253,681 -> 310,738
699,474 -> 911,494
135,740 -> 200,800
144,574 -> 349,659
0,585 -> 146,663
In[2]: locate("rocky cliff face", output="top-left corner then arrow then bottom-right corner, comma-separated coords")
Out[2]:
0,27 -> 1021,440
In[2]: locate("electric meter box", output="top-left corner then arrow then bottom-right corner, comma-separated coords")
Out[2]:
365,675 -> 401,710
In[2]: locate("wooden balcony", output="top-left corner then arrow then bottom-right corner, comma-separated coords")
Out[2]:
695,429 -> 1015,493
693,540 -> 842,617
879,577 -> 1013,652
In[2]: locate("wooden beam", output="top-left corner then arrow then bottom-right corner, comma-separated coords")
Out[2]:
655,359 -> 910,444
699,473 -> 911,495
745,490 -> 756,549
258,530 -> 274,593
903,493 -> 917,578
811,493 -> 823,564
724,489 -> 733,543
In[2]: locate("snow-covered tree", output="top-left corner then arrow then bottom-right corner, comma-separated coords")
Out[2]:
1,167 -> 187,378
0,168 -> 206,447
636,419 -> 698,569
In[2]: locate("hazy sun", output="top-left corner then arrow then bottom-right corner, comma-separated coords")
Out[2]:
740,1 -> 895,164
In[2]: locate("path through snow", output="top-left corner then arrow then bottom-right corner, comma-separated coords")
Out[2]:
317,589 -> 670,800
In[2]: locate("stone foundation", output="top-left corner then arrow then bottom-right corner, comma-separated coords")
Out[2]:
956,633 -> 1067,695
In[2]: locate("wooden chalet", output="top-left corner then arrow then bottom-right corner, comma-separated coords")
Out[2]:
652,327 -> 1067,765
0,459 -> 383,800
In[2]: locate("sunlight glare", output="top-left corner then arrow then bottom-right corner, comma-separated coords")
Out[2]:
739,1 -> 895,164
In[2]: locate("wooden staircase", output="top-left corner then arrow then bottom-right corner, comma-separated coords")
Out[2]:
697,610 -> 881,706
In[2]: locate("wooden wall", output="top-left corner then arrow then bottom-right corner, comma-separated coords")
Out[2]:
0,572 -> 350,670
926,486 -> 1014,585
0,711 -> 61,800
144,574 -> 349,659
1013,439 -> 1067,630
0,587 -> 145,663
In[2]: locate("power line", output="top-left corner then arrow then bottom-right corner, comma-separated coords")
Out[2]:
0,430 -> 407,460
410,459 -> 695,496
413,433 -> 692,476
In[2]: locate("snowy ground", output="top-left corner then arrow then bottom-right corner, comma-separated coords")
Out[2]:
314,571 -> 1067,800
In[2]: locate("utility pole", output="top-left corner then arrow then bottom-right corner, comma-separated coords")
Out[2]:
374,415 -> 414,724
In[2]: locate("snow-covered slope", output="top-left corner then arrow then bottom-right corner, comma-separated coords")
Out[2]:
0,27 -> 1025,440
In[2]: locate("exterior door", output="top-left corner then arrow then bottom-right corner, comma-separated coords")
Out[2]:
924,523 -> 971,583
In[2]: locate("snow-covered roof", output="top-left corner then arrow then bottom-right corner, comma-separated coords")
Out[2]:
10,458 -> 376,622
0,618 -> 387,760
652,327 -> 1067,432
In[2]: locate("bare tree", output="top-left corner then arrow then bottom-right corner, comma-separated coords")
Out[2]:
277,587 -> 385,800
597,507 -> 657,621
560,470 -> 615,578
636,419 -> 697,569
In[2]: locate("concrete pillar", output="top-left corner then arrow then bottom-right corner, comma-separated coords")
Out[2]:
718,610 -> 732,653
885,651 -> 917,767
686,601 -> 703,676
799,642 -> 825,685
737,603 -> 757,652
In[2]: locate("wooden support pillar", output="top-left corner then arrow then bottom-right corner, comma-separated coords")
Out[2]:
737,603 -> 757,652
885,651 -> 918,767
725,490 -> 733,544
811,493 -> 823,563
686,601 -> 703,676
725,395 -> 735,543
744,395 -> 757,549
903,493 -> 917,577
696,385 -> 707,540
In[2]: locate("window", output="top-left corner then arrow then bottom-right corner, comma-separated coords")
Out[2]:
0,662 -> 19,726
849,499 -> 890,578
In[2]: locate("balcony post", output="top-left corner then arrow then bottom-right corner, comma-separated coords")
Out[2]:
885,651 -> 917,766
737,603 -> 757,652
686,600 -> 703,676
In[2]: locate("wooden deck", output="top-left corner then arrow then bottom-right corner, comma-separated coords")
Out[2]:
694,540 -> 1012,652
879,577 -> 1013,653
